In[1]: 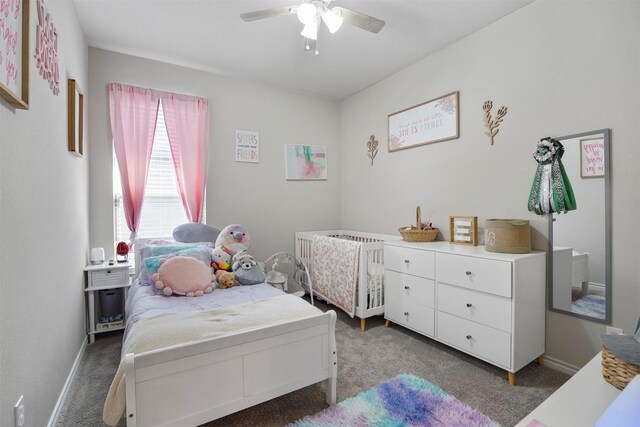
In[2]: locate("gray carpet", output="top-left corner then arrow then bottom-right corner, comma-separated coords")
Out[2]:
57,299 -> 568,426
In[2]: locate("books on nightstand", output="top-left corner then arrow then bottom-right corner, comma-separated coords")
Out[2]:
96,320 -> 124,331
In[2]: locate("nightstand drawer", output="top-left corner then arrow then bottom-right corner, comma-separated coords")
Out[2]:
385,270 -> 435,308
386,299 -> 435,337
436,253 -> 512,298
90,268 -> 128,287
437,311 -> 511,369
384,245 -> 435,279
437,283 -> 512,332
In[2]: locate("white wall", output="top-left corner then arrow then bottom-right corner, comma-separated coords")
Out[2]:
0,1 -> 89,425
88,48 -> 341,262
339,1 -> 640,367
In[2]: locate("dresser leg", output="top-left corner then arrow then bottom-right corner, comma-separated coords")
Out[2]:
385,319 -> 390,328
508,372 -> 516,386
537,356 -> 544,367
360,318 -> 366,333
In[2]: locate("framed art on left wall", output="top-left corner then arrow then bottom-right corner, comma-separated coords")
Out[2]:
0,0 -> 29,109
68,79 -> 84,156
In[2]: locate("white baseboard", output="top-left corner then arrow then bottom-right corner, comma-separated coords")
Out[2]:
47,337 -> 87,427
543,355 -> 580,376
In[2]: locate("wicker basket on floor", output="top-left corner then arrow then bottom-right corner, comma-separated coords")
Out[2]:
602,345 -> 640,390
398,206 -> 439,242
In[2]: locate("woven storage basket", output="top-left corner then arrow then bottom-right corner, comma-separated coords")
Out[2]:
602,346 -> 640,390
398,206 -> 438,242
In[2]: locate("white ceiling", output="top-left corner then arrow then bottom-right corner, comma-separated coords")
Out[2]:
72,0 -> 534,100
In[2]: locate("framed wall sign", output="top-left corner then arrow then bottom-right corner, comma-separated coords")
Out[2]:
34,0 -> 60,95
580,137 -> 605,178
285,144 -> 327,180
0,0 -> 30,109
388,91 -> 459,152
68,79 -> 84,156
449,216 -> 478,246
235,130 -> 259,163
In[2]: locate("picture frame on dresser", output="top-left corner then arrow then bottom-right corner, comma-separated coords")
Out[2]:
449,216 -> 478,246
0,0 -> 30,109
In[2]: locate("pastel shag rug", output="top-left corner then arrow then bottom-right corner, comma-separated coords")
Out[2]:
290,374 -> 499,427
572,294 -> 606,319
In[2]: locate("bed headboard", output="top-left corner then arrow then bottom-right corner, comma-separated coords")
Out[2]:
134,237 -> 173,277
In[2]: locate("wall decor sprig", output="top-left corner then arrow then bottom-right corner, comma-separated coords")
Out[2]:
367,135 -> 379,166
483,100 -> 508,145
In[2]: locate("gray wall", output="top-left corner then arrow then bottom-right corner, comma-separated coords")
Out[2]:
0,1 -> 89,425
338,0 -> 640,367
88,48 -> 341,262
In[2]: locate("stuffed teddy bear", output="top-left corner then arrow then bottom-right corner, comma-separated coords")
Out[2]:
232,251 -> 266,285
152,255 -> 216,297
215,224 -> 251,257
218,271 -> 239,289
211,245 -> 233,272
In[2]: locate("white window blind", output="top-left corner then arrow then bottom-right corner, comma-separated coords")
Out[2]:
113,102 -> 204,242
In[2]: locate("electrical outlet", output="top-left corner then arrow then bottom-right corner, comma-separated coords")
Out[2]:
14,396 -> 24,427
606,326 -> 624,335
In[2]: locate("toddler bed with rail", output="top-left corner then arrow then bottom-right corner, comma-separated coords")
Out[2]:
295,230 -> 401,332
103,237 -> 337,427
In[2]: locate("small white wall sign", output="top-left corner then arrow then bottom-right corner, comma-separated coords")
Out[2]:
235,130 -> 259,163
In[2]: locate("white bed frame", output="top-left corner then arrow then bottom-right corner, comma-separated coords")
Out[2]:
295,230 -> 401,332
123,239 -> 338,427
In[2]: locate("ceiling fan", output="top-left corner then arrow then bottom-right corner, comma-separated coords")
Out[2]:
240,0 -> 385,54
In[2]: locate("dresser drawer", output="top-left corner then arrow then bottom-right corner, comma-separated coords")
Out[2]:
437,311 -> 511,369
436,253 -> 512,298
386,298 -> 435,337
90,269 -> 128,288
437,283 -> 512,332
385,270 -> 435,308
384,245 -> 435,279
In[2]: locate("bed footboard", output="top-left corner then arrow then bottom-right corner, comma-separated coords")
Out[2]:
124,311 -> 337,427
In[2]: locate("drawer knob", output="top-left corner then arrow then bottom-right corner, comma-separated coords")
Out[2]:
466,303 -> 472,308
465,271 -> 472,276
466,335 -> 472,340
404,260 -> 410,264
404,312 -> 409,316
107,270 -> 111,274
404,286 -> 410,290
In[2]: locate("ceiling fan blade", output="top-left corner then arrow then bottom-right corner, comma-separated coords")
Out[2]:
240,6 -> 296,22
333,7 -> 385,33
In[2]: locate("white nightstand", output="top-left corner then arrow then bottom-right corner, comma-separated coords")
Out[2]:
84,262 -> 131,343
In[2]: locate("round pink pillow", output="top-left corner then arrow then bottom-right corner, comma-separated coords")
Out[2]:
151,255 -> 215,297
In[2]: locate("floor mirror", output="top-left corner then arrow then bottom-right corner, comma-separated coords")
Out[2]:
548,128 -> 611,324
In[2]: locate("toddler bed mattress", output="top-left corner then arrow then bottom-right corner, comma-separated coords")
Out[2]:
124,278 -> 284,340
104,275 -> 322,425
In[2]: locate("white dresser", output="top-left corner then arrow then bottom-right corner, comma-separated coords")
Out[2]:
384,241 -> 546,385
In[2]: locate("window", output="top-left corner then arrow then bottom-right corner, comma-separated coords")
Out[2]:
113,103 -> 205,242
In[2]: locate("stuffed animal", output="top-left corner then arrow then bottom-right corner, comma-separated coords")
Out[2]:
211,245 -> 233,272
218,271 -> 239,289
232,251 -> 266,285
215,224 -> 251,256
232,250 -> 256,271
152,255 -> 216,297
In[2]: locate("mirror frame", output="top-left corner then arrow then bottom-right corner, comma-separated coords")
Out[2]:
547,128 -> 611,324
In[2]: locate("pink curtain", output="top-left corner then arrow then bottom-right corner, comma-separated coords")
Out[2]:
108,83 -> 160,244
160,92 -> 210,223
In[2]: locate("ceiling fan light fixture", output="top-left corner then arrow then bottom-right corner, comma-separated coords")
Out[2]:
300,19 -> 319,40
321,9 -> 343,33
297,3 -> 317,25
